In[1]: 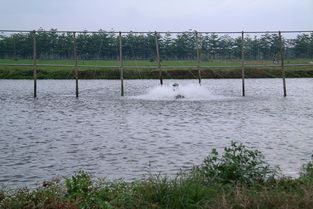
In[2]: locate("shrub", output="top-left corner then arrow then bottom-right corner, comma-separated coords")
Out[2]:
0,190 -> 5,202
300,154 -> 313,180
197,141 -> 278,185
65,170 -> 93,207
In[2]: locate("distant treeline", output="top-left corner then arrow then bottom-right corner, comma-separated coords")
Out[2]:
0,29 -> 313,60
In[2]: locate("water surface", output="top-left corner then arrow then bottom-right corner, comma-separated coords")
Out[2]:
0,79 -> 313,187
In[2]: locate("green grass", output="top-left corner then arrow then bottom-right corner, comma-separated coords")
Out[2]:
1,58 -> 312,66
0,59 -> 228,67
0,59 -> 313,79
1,141 -> 313,209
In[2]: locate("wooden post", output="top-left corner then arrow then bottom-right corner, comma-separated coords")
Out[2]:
13,35 -> 17,60
279,31 -> 287,97
32,30 -> 37,98
155,31 -> 163,85
73,32 -> 79,97
119,32 -> 124,96
241,31 -> 245,96
195,31 -> 201,84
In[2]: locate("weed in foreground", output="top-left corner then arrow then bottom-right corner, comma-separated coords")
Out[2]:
196,141 -> 278,185
1,141 -> 313,209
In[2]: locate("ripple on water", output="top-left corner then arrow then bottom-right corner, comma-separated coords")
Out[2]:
1,79 -> 313,187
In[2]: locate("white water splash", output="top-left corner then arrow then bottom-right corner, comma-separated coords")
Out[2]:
131,83 -> 234,101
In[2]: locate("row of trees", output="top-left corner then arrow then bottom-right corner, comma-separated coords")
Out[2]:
0,29 -> 313,60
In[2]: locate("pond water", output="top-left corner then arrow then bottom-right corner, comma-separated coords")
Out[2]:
0,78 -> 313,187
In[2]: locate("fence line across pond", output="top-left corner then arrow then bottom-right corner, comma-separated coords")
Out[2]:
1,29 -> 313,98
1,29 -> 313,34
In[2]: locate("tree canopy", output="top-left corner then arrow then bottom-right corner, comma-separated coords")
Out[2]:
0,29 -> 312,61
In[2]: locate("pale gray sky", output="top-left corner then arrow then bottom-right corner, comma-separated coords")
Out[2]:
0,0 -> 312,31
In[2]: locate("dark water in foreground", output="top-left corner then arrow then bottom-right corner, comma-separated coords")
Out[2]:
0,79 -> 313,188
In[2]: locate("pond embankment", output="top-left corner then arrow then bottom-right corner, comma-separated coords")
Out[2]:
1,67 -> 313,79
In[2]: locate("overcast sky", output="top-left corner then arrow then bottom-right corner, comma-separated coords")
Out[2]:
0,0 -> 312,32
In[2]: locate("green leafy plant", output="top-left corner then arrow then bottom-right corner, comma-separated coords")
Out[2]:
300,154 -> 313,180
198,141 -> 278,185
65,170 -> 92,201
0,190 -> 5,202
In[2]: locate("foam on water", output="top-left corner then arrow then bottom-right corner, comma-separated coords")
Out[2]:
131,83 -> 233,101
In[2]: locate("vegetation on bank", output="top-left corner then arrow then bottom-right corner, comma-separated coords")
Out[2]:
1,67 -> 313,79
1,59 -> 313,79
1,30 -> 313,80
0,58 -> 311,66
1,141 -> 313,209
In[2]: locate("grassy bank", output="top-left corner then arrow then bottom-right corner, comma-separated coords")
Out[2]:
2,67 -> 313,80
1,142 -> 313,209
1,59 -> 313,79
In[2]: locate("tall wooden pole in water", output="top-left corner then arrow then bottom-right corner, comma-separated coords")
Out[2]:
195,31 -> 201,84
241,31 -> 245,96
279,31 -> 287,97
73,32 -> 79,97
119,32 -> 124,96
155,32 -> 163,85
32,30 -> 37,98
